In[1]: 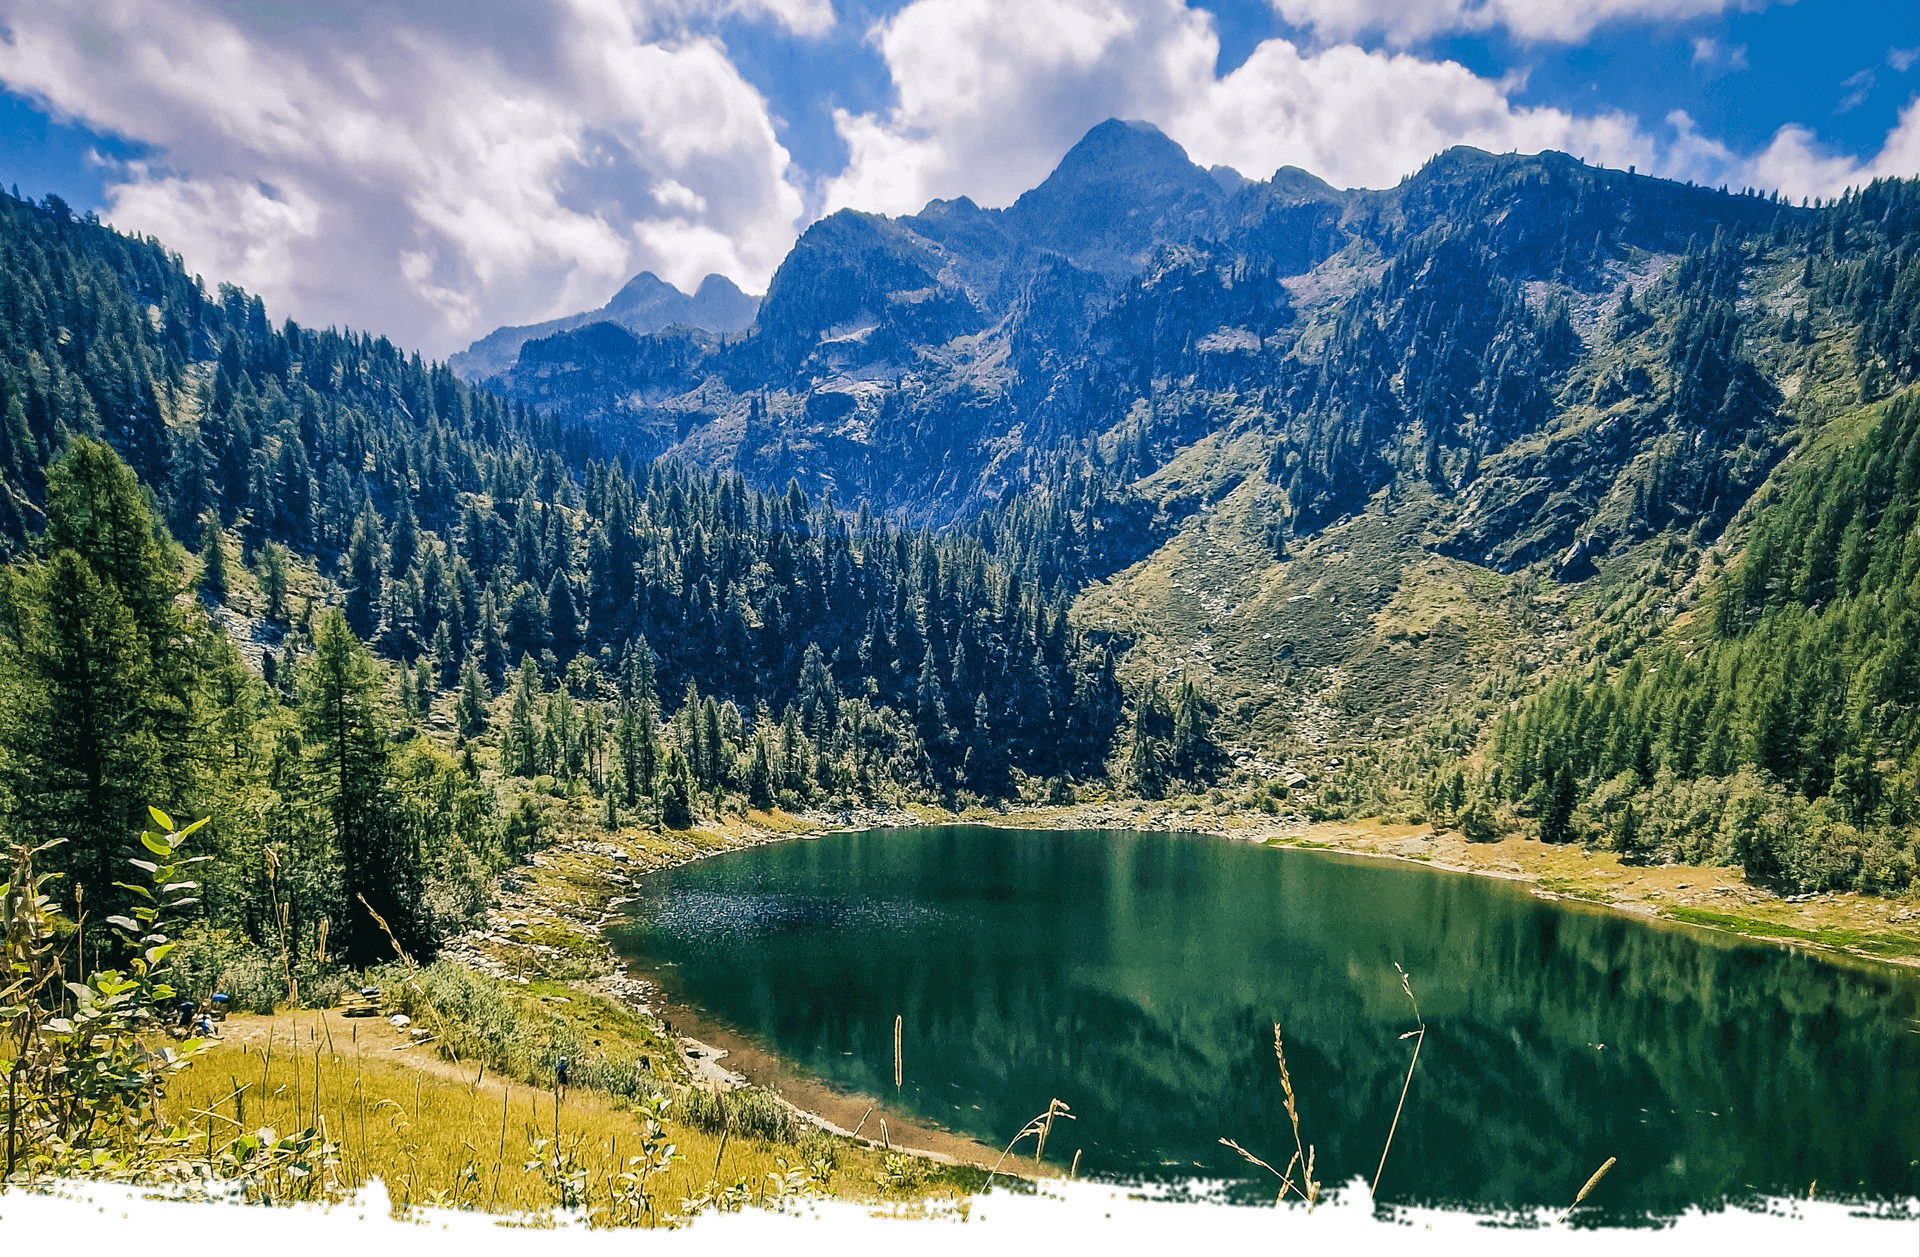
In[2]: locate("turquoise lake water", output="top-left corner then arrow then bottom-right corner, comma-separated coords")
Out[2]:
607,826 -> 1920,1219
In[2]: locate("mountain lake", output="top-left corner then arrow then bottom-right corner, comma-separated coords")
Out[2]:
606,825 -> 1920,1223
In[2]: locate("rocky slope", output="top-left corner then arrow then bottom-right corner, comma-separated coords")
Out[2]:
450,270 -> 759,381
471,118 -> 1858,752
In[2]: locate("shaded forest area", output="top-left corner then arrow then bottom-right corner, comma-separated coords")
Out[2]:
1463,179 -> 1920,892
0,191 -> 1186,986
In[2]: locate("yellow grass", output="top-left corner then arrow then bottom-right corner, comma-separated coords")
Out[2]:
163,1014 -> 980,1222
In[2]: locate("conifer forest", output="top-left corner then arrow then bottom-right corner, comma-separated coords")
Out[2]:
8,110 -> 1920,1207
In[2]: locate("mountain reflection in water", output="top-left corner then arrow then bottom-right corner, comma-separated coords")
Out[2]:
608,826 -> 1920,1222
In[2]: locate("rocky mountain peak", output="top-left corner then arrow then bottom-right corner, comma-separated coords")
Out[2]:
1003,118 -> 1233,275
450,270 -> 760,381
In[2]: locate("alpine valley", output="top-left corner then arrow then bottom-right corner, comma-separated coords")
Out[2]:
5,112 -> 1920,969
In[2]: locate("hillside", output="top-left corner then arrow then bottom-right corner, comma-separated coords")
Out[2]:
473,121 -> 1920,772
6,127 -> 1920,900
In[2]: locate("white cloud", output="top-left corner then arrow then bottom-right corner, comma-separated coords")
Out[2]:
1690,37 -> 1749,74
822,0 -> 1669,216
824,0 -> 1205,216
1172,39 -> 1658,191
1837,68 -> 1878,114
824,0 -> 1920,223
0,0 -> 817,355
1267,0 -> 1771,47
1748,94 -> 1920,199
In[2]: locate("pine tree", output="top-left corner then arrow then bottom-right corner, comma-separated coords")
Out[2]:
797,643 -> 838,741
0,551 -> 167,918
431,620 -> 456,690
614,692 -> 659,803
199,509 -> 228,601
387,492 -> 420,579
1171,680 -> 1222,782
456,658 -> 489,736
343,507 -> 385,638
660,746 -> 694,829
702,696 -> 726,789
504,656 -> 540,777
747,732 -> 774,810
299,609 -> 423,964
260,542 -> 290,620
1126,679 -> 1172,799
478,591 -> 507,689
546,570 -> 580,660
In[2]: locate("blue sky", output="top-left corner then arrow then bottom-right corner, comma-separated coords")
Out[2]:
1,1 -> 1915,356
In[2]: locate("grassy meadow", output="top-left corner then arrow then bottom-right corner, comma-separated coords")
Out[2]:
161,1005 -> 986,1223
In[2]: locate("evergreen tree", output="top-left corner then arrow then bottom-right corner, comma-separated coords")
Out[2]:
1171,680 -> 1223,782
702,696 -> 727,789
615,693 -> 659,803
1126,679 -> 1172,799
431,620 -> 456,689
797,643 -> 838,741
660,747 -> 694,829
0,551 -> 167,917
343,507 -> 385,638
298,610 -> 424,964
504,655 -> 540,777
260,542 -> 290,620
199,510 -> 228,601
1539,761 -> 1578,844
747,732 -> 774,810
455,658 -> 489,736
387,492 -> 420,579
478,591 -> 507,689
546,569 -> 580,659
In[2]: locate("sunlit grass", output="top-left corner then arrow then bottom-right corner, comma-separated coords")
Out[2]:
163,1014 -> 983,1222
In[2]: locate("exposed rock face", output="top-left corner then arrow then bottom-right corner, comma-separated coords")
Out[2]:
486,122 -> 1784,547
476,119 -> 1819,738
450,271 -> 759,381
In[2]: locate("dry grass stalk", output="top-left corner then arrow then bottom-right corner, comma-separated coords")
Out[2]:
987,1099 -> 1074,1183
1221,1143 -> 1313,1212
264,848 -> 298,1005
1219,1022 -> 1319,1208
1559,1156 -> 1616,1223
1370,964 -> 1425,1200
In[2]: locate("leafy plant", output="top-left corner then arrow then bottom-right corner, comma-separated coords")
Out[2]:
2,808 -> 211,1180
2,807 -> 351,1204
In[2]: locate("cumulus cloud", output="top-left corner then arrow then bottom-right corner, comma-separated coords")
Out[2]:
824,0 -> 1920,222
822,0 -> 1667,216
1748,94 -> 1920,199
0,0 -> 821,355
1267,0 -> 1768,47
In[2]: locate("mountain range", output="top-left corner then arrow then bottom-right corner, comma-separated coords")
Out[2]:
4,115 -> 1919,890
449,270 -> 759,381
471,118 -> 1838,748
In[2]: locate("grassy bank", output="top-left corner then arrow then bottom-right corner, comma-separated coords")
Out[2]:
951,796 -> 1920,968
164,1004 -> 985,1222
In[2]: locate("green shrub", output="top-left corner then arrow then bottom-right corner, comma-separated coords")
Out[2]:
676,1086 -> 798,1143
1459,797 -> 1498,843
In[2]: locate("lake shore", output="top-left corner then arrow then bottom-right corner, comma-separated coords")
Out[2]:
961,799 -> 1920,970
439,802 -> 1019,1172
444,793 -> 1920,1174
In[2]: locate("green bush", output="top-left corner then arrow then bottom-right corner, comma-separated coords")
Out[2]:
1459,797 -> 1498,843
676,1086 -> 798,1143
